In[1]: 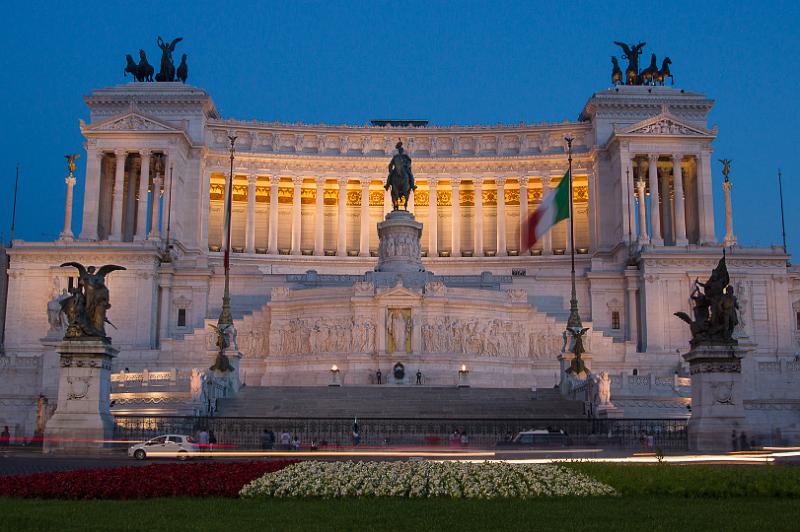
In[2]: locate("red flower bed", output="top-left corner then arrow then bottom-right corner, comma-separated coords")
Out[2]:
0,460 -> 297,499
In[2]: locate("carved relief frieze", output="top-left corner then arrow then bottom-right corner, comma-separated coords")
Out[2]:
271,316 -> 376,356
422,316 -> 526,357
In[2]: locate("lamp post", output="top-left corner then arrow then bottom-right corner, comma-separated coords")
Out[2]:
330,364 -> 341,386
218,136 -> 237,327
458,364 -> 470,387
564,136 -> 589,375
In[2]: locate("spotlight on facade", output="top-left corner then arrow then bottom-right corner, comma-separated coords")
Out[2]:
329,365 -> 341,387
458,364 -> 470,388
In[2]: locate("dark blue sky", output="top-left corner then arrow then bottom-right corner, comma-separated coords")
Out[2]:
1,1 -> 798,255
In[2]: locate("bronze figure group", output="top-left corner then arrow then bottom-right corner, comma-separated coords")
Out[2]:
674,254 -> 740,346
59,263 -> 126,342
124,37 -> 188,83
612,41 -> 672,86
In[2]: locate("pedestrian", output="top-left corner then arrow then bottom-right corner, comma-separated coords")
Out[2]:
376,369 -> 382,385
280,430 -> 291,450
731,430 -> 738,451
198,428 -> 209,453
416,370 -> 423,385
0,426 -> 10,448
208,430 -> 217,453
449,430 -> 460,447
739,431 -> 749,451
292,434 -> 301,451
352,419 -> 361,447
261,428 -> 275,450
460,431 -> 469,447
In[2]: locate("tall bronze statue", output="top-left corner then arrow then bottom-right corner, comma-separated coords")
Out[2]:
64,154 -> 80,176
719,159 -> 732,182
674,254 -> 739,346
611,56 -> 623,85
656,57 -> 673,86
384,141 -> 416,211
613,41 -> 646,85
59,263 -> 126,341
155,36 -> 183,82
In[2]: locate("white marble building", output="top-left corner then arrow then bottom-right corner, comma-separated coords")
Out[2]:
1,81 -> 799,443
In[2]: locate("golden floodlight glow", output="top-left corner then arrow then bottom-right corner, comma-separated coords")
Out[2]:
331,365 -> 339,372
460,364 -> 467,372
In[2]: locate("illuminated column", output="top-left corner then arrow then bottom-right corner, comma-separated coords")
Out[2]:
673,154 -> 688,246
648,154 -> 663,245
314,177 -> 325,255
636,174 -> 649,245
518,176 -> 529,255
79,149 -> 102,241
59,174 -> 77,241
697,149 -> 716,244
267,176 -> 279,254
336,177 -> 348,256
450,178 -> 461,256
659,166 -> 673,244
359,178 -> 371,256
722,179 -> 737,247
541,175 -> 553,254
290,175 -> 302,255
148,174 -> 162,241
109,149 -> 127,241
383,185 -> 392,217
428,177 -> 439,256
245,174 -> 257,253
473,177 -> 484,256
496,177 -> 507,256
624,269 -> 639,348
134,149 -> 151,240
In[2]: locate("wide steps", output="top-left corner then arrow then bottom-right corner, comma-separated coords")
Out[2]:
216,386 -> 586,419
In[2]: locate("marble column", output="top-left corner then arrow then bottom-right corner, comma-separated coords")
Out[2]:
541,175 -> 553,255
134,150 -> 151,241
473,177 -> 484,256
246,174 -> 257,253
109,150 -> 127,241
268,176 -> 280,254
161,153 -> 173,239
496,177 -> 507,256
697,150 -> 716,244
314,177 -> 325,255
336,177 -> 348,256
290,176 -> 303,255
428,178 -> 439,257
450,178 -> 461,256
636,175 -> 649,245
59,174 -> 77,242
673,154 -> 688,246
648,154 -> 663,245
79,150 -> 103,241
659,166 -> 673,244
148,175 -> 162,241
722,179 -> 737,247
359,178 -> 371,256
518,176 -> 529,255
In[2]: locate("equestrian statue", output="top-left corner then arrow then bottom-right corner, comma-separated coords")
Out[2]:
384,141 -> 416,211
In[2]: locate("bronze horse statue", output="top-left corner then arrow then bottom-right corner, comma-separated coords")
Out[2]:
611,56 -> 623,85
640,54 -> 659,86
384,141 -> 415,210
656,57 -> 673,86
123,50 -> 154,82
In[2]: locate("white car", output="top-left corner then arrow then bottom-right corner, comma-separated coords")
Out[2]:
128,434 -> 198,460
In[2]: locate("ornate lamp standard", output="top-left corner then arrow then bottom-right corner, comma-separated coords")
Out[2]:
564,136 -> 589,375
209,135 -> 237,374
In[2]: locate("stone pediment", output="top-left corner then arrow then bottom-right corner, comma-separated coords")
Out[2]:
376,283 -> 423,302
615,107 -> 716,138
81,112 -> 182,134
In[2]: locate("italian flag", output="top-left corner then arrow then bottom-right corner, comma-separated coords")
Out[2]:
525,170 -> 571,249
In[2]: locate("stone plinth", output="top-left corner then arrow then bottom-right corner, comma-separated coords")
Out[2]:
375,210 -> 425,274
44,339 -> 117,453
683,343 -> 749,451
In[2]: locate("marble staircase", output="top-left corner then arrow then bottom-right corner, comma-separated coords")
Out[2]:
215,385 -> 587,419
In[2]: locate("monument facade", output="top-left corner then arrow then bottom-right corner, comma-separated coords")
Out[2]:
1,47 -> 800,445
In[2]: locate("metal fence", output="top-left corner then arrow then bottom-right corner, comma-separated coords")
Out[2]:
113,415 -> 688,450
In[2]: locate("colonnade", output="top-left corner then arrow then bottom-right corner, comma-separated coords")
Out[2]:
630,152 -> 713,247
210,174 -> 590,257
80,149 -> 171,242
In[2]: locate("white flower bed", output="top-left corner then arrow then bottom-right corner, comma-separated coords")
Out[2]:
240,461 -> 616,499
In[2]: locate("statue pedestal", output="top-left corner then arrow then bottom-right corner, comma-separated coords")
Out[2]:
683,343 -> 749,451
557,353 -> 593,396
44,339 -> 117,453
596,403 -> 624,419
207,348 -> 243,395
375,210 -> 425,274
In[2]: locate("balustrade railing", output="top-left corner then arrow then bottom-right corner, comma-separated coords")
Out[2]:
113,415 -> 688,450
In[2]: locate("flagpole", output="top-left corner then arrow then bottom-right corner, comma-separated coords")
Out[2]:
10,164 -> 19,248
778,169 -> 787,255
565,136 -> 582,330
